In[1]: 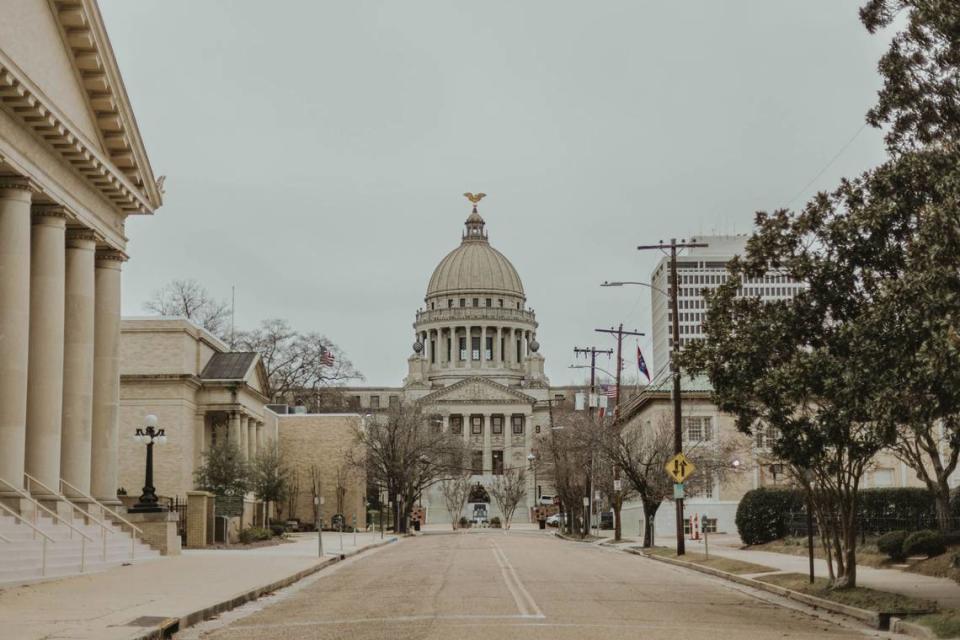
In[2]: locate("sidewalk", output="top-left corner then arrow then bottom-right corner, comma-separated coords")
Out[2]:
0,531 -> 397,640
651,532 -> 960,609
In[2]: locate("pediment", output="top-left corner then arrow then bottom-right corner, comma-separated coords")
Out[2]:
420,377 -> 535,406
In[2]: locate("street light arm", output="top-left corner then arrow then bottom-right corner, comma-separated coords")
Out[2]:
601,281 -> 669,297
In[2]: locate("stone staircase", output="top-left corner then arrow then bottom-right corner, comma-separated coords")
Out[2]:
0,511 -> 161,586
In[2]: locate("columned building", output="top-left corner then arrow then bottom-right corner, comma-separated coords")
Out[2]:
0,1 -> 162,514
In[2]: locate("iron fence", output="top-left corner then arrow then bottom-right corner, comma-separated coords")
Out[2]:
784,512 -> 960,540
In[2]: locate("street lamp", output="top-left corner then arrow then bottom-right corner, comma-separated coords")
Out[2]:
527,452 -> 538,501
601,280 -> 669,296
129,414 -> 166,513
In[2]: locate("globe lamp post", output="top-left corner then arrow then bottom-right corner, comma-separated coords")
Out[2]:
129,414 -> 167,513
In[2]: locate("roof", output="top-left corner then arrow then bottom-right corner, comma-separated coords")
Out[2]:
617,373 -> 714,424
200,352 -> 258,381
426,212 -> 524,299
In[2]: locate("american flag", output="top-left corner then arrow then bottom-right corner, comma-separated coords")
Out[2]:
320,347 -> 335,367
601,384 -> 618,399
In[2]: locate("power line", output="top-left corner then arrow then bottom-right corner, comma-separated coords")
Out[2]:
784,121 -> 869,209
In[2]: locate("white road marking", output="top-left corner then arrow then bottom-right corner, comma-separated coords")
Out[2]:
234,614 -> 543,629
490,539 -> 544,619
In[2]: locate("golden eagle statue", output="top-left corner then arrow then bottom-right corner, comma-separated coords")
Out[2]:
463,192 -> 486,206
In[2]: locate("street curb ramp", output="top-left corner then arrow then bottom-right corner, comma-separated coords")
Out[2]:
630,549 -> 939,638
129,537 -> 399,640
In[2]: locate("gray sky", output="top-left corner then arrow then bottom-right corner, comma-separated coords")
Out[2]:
102,1 -> 892,387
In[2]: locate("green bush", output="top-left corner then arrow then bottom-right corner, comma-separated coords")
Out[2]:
490,516 -> 502,528
458,516 -> 470,529
238,526 -> 272,544
903,530 -> 947,558
877,530 -> 908,561
735,488 -> 806,545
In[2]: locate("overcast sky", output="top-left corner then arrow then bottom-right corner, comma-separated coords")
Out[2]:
101,1 -> 892,387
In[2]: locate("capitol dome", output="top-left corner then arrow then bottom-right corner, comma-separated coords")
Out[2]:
425,209 -> 525,300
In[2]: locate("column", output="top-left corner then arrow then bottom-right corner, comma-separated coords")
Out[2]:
256,421 -> 265,452
492,327 -> 500,366
0,178 -> 33,493
229,411 -> 242,450
193,412 -> 206,469
61,228 -> 97,499
504,328 -> 513,367
480,327 -> 487,367
25,206 -> 67,498
437,329 -> 445,367
482,414 -> 492,474
238,411 -> 248,461
247,417 -> 257,460
466,325 -> 473,367
90,247 -> 125,505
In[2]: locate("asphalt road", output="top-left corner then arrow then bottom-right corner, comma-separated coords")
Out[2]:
189,532 -> 886,639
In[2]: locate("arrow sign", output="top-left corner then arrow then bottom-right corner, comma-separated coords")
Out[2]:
665,452 -> 695,484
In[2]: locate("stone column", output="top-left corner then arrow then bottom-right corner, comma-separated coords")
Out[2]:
437,329 -> 445,367
229,411 -> 242,450
480,327 -> 487,367
238,411 -> 248,461
193,412 -> 206,470
90,248 -> 125,505
492,327 -> 500,366
25,206 -> 67,499
482,414 -> 492,474
0,179 -> 33,494
61,228 -> 97,499
247,417 -> 257,461
466,325 -> 473,367
256,421 -> 264,452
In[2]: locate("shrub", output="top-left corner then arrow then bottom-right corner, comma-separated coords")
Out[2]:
269,524 -> 286,537
943,531 -> 960,547
490,516 -> 502,528
877,530 -> 908,561
458,516 -> 470,529
735,488 -> 806,545
239,526 -> 272,544
859,488 -> 937,534
903,530 -> 947,558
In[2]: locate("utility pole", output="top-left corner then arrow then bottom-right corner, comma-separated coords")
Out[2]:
594,324 -> 644,419
573,346 -> 612,538
636,238 -> 707,555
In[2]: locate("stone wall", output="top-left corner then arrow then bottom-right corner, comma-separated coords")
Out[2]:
274,412 -> 366,530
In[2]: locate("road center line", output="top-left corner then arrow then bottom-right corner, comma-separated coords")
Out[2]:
491,540 -> 544,619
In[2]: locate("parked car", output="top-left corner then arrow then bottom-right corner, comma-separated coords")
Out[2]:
546,513 -> 567,527
599,511 -> 614,530
538,495 -> 555,506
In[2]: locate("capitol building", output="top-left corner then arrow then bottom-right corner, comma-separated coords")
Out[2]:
343,199 -> 557,524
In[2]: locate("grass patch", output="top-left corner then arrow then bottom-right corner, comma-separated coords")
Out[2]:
905,550 -> 960,584
909,610 -> 960,639
753,536 -> 888,568
646,546 -> 777,575
756,573 -> 937,614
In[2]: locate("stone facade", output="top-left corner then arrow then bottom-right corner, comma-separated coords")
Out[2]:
118,318 -> 274,502
0,1 -> 161,516
271,413 -> 367,530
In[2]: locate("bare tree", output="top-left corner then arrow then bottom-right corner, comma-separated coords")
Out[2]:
538,410 -> 591,537
144,279 -> 231,338
489,467 -> 527,530
335,461 -> 348,517
439,472 -> 471,530
349,402 -> 467,533
284,469 -> 300,521
234,318 -> 363,404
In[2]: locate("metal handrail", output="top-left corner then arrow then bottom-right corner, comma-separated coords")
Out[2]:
60,478 -> 143,560
0,493 -> 55,575
25,473 -> 114,561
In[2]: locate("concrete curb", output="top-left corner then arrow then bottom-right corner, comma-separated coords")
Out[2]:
128,537 -> 399,640
630,549 -> 934,633
890,617 -> 939,639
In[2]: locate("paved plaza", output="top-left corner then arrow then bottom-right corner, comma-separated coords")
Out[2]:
178,531 -> 901,640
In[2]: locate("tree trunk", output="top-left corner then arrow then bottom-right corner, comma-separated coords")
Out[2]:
613,501 -> 622,542
934,479 -> 953,532
642,500 -> 660,548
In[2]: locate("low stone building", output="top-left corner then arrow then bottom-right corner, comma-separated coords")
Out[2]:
118,318 -> 274,502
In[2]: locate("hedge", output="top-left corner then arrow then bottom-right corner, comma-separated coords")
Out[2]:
735,488 -> 805,545
903,530 -> 946,558
736,487 -> 941,546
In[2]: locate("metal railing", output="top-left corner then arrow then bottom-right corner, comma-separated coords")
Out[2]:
24,473 -> 113,562
60,478 -> 142,560
0,500 -> 54,575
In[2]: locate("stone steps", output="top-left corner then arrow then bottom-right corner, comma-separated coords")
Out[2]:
0,512 -> 161,587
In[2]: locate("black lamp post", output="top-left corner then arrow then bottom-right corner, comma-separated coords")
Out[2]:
129,414 -> 167,513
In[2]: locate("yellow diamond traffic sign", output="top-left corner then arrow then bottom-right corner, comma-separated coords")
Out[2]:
665,452 -> 695,483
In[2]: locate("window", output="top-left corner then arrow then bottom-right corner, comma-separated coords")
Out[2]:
486,298 -> 491,307
755,425 -> 780,449
491,415 -> 504,435
684,416 -> 712,441
873,468 -> 894,488
459,337 -> 467,361
430,415 -> 443,433
498,299 -> 503,307
471,336 -> 481,360
448,299 -> 453,308
389,395 -> 399,408
554,394 -> 565,402
450,415 -> 463,435
511,415 -> 525,435
485,336 -> 493,360
430,340 -> 436,363
472,298 -> 478,307
430,302 -> 434,310
459,298 -> 465,307
471,450 -> 483,474
369,395 -> 380,410
350,395 -> 361,409
535,425 -> 541,434
492,450 -> 504,475
471,415 -> 483,435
